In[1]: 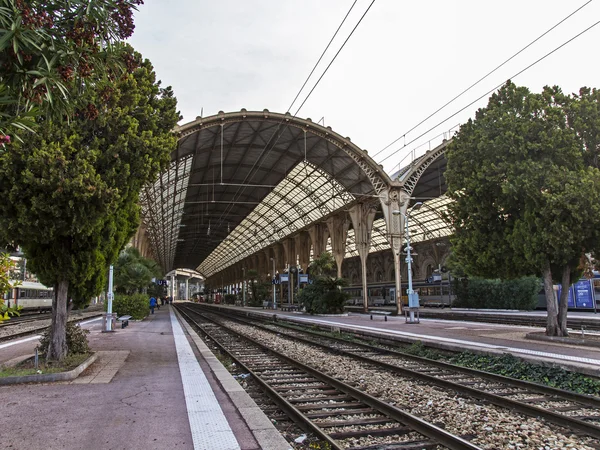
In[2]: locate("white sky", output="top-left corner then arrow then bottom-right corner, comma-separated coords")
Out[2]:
128,0 -> 600,174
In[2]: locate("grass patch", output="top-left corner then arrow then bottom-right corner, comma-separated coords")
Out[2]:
0,353 -> 91,378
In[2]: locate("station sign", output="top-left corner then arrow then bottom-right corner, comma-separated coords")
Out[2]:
558,279 -> 594,309
280,274 -> 289,283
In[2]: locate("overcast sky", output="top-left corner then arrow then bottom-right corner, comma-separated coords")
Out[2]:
128,0 -> 599,173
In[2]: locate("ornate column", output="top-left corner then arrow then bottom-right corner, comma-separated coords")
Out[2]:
308,223 -> 329,260
326,213 -> 349,279
348,202 -> 378,312
282,238 -> 295,268
295,232 -> 311,273
380,187 -> 410,315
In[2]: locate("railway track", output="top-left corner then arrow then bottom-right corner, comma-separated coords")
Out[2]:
177,305 -> 481,450
186,303 -> 600,447
0,313 -> 103,343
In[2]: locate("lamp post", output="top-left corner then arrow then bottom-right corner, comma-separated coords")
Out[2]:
105,264 -> 114,332
270,258 -> 277,310
393,202 -> 423,324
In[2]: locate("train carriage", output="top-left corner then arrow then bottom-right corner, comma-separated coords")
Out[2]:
3,281 -> 54,312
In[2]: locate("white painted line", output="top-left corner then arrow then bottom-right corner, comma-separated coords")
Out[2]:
79,317 -> 103,326
169,308 -> 241,450
286,316 -> 600,367
0,335 -> 40,350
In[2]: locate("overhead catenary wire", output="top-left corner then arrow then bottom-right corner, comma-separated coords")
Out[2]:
378,17 -> 600,166
213,0 -> 377,232
373,0 -> 594,160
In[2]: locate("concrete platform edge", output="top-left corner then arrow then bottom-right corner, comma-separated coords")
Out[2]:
0,351 -> 98,385
208,304 -> 600,378
173,308 -> 292,450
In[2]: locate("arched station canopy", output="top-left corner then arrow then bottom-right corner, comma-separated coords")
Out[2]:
140,109 -> 398,277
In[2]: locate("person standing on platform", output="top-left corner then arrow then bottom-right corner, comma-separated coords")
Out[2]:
149,296 -> 157,314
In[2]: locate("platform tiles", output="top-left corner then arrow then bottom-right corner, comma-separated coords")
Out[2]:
170,308 -> 291,450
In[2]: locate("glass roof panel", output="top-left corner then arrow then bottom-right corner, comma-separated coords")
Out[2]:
199,161 -> 355,277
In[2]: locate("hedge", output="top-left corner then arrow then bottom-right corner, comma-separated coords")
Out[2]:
108,293 -> 150,320
452,276 -> 539,310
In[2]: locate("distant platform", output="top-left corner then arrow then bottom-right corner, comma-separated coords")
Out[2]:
199,303 -> 600,377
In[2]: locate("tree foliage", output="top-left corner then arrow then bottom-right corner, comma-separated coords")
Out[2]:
246,269 -> 269,306
298,252 -> 349,314
0,0 -> 143,137
445,81 -> 600,336
0,46 -> 179,359
0,252 -> 21,322
114,246 -> 161,295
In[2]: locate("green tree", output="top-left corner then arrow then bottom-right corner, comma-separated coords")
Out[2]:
445,81 -> 600,336
0,47 -> 179,360
246,269 -> 269,306
298,252 -> 350,314
0,252 -> 21,322
114,246 -> 161,295
0,0 -> 143,137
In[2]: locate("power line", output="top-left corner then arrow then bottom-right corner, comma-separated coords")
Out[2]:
378,18 -> 600,166
373,0 -> 594,161
214,0 -> 377,231
287,0 -> 359,114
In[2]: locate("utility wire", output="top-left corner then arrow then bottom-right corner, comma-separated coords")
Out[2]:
373,0 -> 594,160
287,0 -> 359,114
378,18 -> 600,166
214,0 -> 376,232
184,4 -> 360,261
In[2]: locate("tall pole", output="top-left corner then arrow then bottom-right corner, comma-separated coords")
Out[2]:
106,264 -> 114,331
405,202 -> 422,323
242,267 -> 246,307
290,271 -> 294,305
271,258 -> 276,309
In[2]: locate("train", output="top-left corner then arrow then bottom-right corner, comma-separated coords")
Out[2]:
3,281 -> 54,312
345,276 -> 600,311
344,279 -> 453,308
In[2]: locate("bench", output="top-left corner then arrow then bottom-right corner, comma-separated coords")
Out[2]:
280,304 -> 300,312
118,315 -> 132,329
369,310 -> 391,321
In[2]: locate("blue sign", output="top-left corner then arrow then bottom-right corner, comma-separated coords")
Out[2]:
557,284 -> 576,308
299,274 -> 309,284
558,279 -> 594,309
574,279 -> 594,309
280,274 -> 289,283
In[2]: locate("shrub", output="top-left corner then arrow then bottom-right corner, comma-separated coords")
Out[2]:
109,293 -> 149,320
38,322 -> 90,356
452,276 -> 539,310
224,294 -> 237,305
298,278 -> 350,314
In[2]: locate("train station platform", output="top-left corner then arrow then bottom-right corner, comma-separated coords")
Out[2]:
0,305 -> 291,450
200,303 -> 600,377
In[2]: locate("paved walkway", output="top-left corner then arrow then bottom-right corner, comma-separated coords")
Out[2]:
0,306 -> 289,450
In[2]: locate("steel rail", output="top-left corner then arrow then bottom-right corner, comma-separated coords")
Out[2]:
0,314 -> 104,343
177,304 -> 482,450
176,306 -> 343,450
195,304 -> 600,441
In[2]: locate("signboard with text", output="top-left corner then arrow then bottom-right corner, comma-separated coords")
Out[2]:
557,279 -> 594,309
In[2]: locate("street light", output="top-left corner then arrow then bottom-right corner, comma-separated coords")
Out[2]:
393,202 -> 423,323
